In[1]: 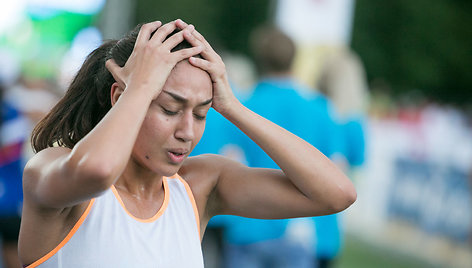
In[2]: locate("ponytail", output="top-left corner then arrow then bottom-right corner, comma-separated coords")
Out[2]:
31,40 -> 117,152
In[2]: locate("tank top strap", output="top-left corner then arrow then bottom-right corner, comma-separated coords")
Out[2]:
166,173 -> 201,238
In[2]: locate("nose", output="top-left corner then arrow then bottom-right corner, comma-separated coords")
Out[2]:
174,112 -> 195,142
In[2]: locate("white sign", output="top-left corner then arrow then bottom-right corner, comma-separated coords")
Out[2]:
276,0 -> 355,45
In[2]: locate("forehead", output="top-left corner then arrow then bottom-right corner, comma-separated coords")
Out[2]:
160,61 -> 212,103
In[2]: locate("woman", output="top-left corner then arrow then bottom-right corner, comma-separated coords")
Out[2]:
18,19 -> 356,267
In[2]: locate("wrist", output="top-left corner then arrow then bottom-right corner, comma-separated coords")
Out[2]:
120,85 -> 155,107
124,83 -> 158,100
218,98 -> 244,120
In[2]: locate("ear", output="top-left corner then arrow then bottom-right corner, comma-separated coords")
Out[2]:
110,82 -> 124,106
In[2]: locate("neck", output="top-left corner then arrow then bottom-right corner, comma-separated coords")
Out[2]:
114,158 -> 165,201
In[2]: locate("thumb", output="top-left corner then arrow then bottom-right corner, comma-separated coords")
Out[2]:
105,59 -> 126,89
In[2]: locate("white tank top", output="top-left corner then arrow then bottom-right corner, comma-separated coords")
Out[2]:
26,174 -> 204,268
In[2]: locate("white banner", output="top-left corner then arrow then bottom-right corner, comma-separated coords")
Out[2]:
276,0 -> 355,46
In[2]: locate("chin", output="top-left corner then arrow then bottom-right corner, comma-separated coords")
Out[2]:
162,169 -> 179,177
154,162 -> 182,177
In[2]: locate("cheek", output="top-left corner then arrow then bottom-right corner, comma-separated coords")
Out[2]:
138,114 -> 168,142
192,122 -> 206,147
134,116 -> 169,159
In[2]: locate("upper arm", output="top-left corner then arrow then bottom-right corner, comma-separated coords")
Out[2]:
23,147 -> 109,209
216,158 -> 321,219
190,155 -> 332,220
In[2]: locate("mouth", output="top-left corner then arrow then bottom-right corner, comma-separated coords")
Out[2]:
167,149 -> 189,164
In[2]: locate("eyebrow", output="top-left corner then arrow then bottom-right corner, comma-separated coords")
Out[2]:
163,90 -> 213,106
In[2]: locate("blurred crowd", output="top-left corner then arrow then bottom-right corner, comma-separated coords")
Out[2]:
0,51 -> 61,268
350,90 -> 472,267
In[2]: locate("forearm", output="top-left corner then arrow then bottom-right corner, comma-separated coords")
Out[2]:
222,101 -> 356,211
68,87 -> 153,184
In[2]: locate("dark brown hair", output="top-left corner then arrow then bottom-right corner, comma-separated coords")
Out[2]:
31,24 -> 194,153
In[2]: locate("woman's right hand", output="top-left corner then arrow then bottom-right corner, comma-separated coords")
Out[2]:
105,20 -> 203,99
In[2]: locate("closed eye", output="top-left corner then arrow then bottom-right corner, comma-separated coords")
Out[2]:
194,114 -> 206,121
162,107 -> 178,116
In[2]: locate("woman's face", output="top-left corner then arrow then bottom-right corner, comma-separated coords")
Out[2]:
132,60 -> 213,176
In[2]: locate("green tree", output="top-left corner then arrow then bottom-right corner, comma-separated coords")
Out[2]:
135,0 -> 271,55
352,0 -> 472,105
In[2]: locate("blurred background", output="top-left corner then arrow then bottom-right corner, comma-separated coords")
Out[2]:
0,0 -> 470,267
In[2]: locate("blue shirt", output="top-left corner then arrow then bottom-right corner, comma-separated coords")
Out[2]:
312,116 -> 366,258
222,78 -> 340,244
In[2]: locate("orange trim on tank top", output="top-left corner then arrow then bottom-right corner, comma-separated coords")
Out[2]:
25,199 -> 95,268
174,174 -> 201,240
110,177 -> 170,223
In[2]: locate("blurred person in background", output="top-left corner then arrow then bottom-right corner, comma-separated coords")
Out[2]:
221,25 -> 342,268
312,49 -> 368,268
3,74 -> 60,161
18,20 -> 356,267
318,50 -> 368,171
0,79 -> 28,268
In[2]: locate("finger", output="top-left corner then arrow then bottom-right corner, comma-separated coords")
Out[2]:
162,24 -> 195,50
188,56 -> 212,71
184,30 -> 218,61
175,19 -> 212,51
191,29 -> 213,49
182,29 -> 201,47
135,21 -> 162,49
175,20 -> 211,49
175,19 -> 209,47
173,20 -> 219,61
150,20 -> 178,44
105,59 -> 126,88
175,19 -> 190,30
172,46 -> 204,62
105,59 -> 120,77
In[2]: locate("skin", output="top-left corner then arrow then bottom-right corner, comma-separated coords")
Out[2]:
18,20 -> 357,265
2,242 -> 21,268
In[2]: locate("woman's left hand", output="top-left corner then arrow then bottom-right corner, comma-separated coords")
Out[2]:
175,20 -> 239,115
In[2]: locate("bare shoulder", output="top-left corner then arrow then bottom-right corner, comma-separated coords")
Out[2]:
23,147 -> 71,196
179,153 -> 243,184
25,147 -> 71,171
179,154 -> 220,187
178,154 -> 243,222
180,153 -> 244,170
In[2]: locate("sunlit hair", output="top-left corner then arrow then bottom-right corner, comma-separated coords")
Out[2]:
31,24 -> 195,153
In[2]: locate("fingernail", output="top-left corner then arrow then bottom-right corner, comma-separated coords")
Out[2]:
188,24 -> 195,31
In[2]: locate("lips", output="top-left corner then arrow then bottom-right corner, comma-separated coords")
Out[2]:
167,148 -> 189,164
168,148 -> 189,155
